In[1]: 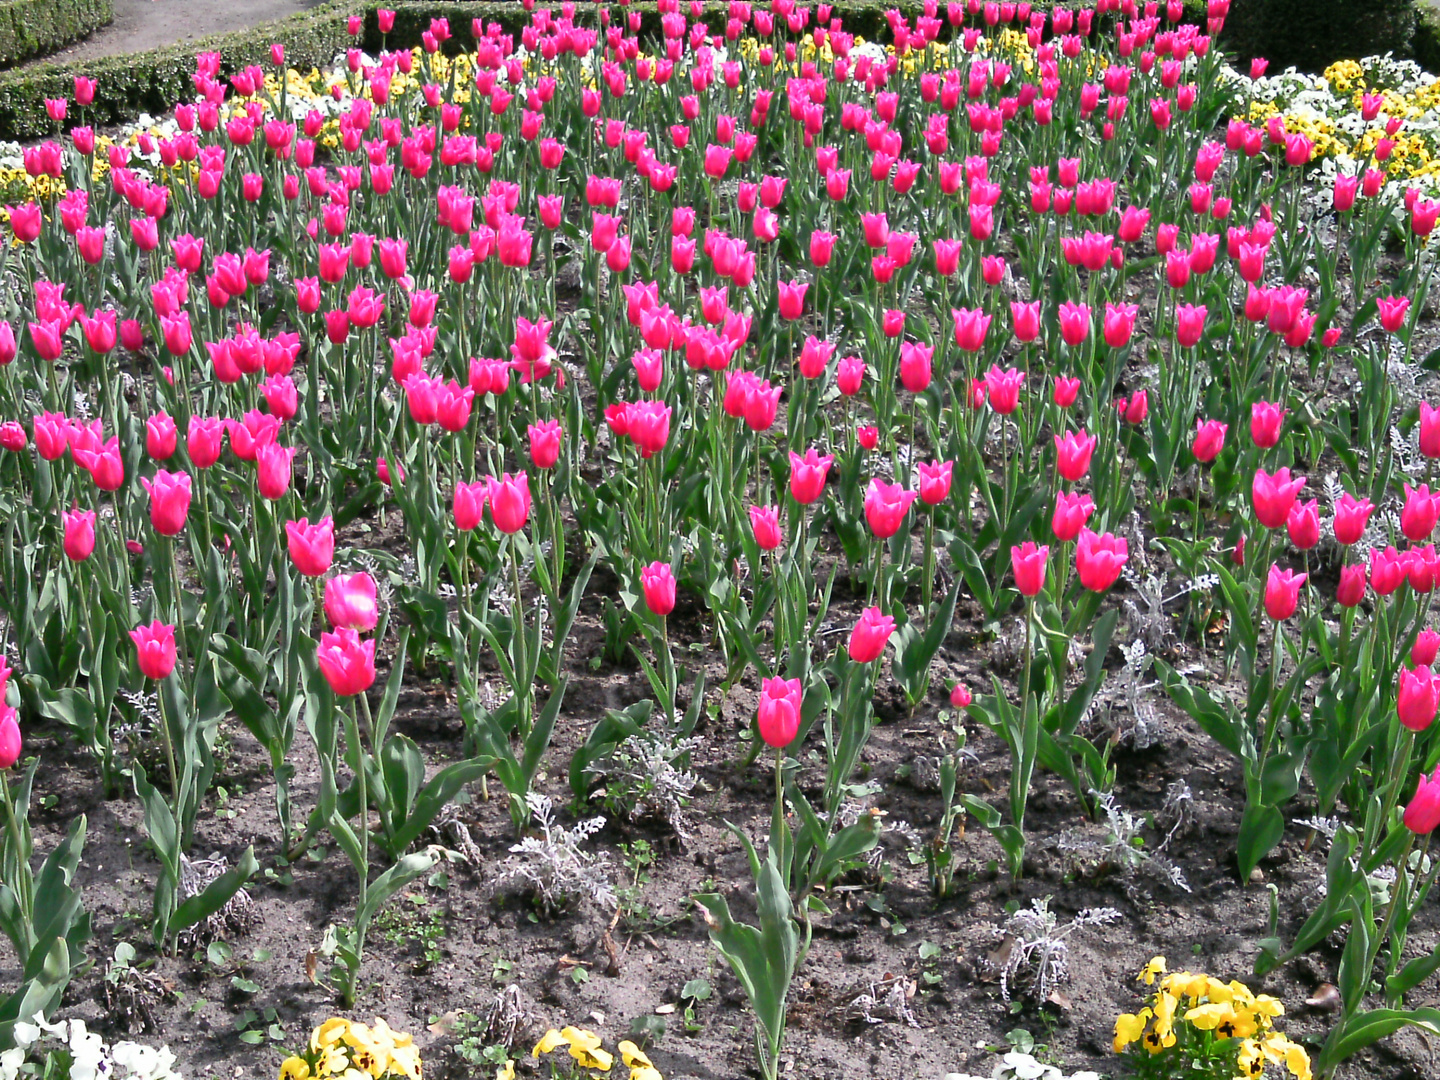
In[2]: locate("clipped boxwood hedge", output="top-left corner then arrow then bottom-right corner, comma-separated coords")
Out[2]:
1219,0 -> 1417,71
0,0 -> 364,141
1417,0 -> 1440,72
0,0 -> 112,69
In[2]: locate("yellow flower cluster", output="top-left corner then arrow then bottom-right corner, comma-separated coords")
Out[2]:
1114,958 -> 1310,1080
532,1028 -> 662,1080
1236,58 -> 1440,188
278,1018 -> 422,1080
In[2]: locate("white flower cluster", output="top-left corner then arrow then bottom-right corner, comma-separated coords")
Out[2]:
945,1050 -> 1100,1080
3,1016 -> 181,1080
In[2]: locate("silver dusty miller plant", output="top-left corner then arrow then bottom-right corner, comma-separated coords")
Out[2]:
990,897 -> 1122,1003
177,852 -> 254,945
586,731 -> 700,842
1057,789 -> 1192,893
1082,639 -> 1163,749
499,793 -> 616,915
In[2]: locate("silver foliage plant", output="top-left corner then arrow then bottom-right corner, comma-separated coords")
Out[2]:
586,731 -> 700,842
498,793 -> 616,914
991,897 -> 1122,1003
1056,788 -> 1193,893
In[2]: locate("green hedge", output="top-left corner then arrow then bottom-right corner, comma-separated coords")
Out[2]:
1417,0 -> 1440,72
0,0 -> 112,69
0,0 -> 364,141
1219,0 -> 1417,72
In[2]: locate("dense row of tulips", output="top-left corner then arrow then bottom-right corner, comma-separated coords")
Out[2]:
0,0 -> 1436,1074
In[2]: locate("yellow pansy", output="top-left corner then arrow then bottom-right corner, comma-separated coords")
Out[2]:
1152,991 -> 1178,1039
1237,1040 -> 1265,1078
1252,994 -> 1285,1020
1160,970 -> 1210,1003
1142,1026 -> 1176,1054
495,1062 -> 515,1080
631,1069 -> 663,1080
388,1044 -> 422,1080
532,1029 -> 567,1057
1113,1009 -> 1151,1052
1284,1041 -> 1313,1080
560,1027 -> 614,1071
312,1018 -> 352,1054
618,1041 -> 653,1069
1140,956 -> 1167,985
1205,977 -> 1236,1003
1184,1003 -> 1234,1030
279,1057 -> 311,1080
370,1019 -> 407,1051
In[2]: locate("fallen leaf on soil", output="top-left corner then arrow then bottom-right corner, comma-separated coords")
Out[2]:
1047,990 -> 1072,1011
1306,984 -> 1341,1010
427,1012 -> 460,1036
655,1003 -> 676,1015
304,950 -> 318,985
980,937 -> 1014,982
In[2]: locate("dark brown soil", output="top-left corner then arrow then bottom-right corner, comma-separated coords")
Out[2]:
13,541 -> 1440,1080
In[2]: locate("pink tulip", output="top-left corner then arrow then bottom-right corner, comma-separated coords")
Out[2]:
325,572 -> 379,631
63,507 -> 96,562
454,481 -> 485,531
1286,500 -> 1320,551
1264,564 -> 1307,620
864,479 -> 917,539
1250,401 -> 1286,449
757,676 -> 802,748
528,420 -> 562,470
146,413 -> 178,460
749,505 -> 782,551
984,365 -> 1023,414
486,472 -> 531,533
1337,564 -> 1368,607
1011,542 -> 1049,597
285,516 -> 334,577
1333,493 -> 1374,546
640,562 -> 677,616
1372,547 -> 1412,596
131,621 -> 177,680
1403,484 -> 1438,542
1421,403 -> 1440,459
1252,467 -> 1306,529
1193,419 -> 1227,463
916,460 -> 954,505
848,607 -> 896,662
317,627 -> 376,697
1054,430 -> 1096,482
1053,491 -> 1096,542
1405,767 -> 1440,834
1398,665 -> 1439,732
256,443 -> 296,500
141,470 -> 192,536
1075,529 -> 1129,591
789,449 -> 833,505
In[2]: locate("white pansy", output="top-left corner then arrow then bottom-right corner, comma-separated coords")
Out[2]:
10,1020 -> 40,1050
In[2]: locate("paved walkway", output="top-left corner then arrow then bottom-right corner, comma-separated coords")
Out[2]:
49,0 -> 329,64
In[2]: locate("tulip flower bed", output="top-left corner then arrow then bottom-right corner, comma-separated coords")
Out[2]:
3,0 -> 1440,1078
